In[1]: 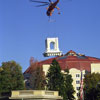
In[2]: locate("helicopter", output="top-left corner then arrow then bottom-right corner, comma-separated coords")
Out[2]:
30,0 -> 60,17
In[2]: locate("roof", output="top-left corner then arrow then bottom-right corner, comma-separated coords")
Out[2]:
24,50 -> 100,74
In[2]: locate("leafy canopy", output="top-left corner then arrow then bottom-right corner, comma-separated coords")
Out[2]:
84,73 -> 100,100
0,61 -> 24,95
46,59 -> 63,92
46,59 -> 75,100
62,69 -> 75,100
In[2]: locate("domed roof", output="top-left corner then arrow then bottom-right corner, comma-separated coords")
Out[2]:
24,50 -> 100,74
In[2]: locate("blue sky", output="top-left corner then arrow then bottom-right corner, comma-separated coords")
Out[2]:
0,0 -> 100,72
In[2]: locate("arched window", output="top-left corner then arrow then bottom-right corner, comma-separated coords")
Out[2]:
50,42 -> 55,50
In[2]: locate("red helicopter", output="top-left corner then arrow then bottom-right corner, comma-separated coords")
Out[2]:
30,0 -> 60,17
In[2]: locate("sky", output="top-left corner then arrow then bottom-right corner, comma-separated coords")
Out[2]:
0,0 -> 100,72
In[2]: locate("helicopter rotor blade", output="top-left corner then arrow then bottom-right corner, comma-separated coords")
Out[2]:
35,4 -> 49,7
30,0 -> 49,4
49,0 -> 52,3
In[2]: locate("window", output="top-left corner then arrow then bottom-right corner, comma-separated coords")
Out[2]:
83,74 -> 85,77
76,87 -> 80,90
76,80 -> 80,84
76,74 -> 80,78
77,93 -> 80,97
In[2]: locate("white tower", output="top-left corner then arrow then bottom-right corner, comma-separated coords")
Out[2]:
43,37 -> 62,57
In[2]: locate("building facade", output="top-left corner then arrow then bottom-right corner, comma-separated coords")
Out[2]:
24,50 -> 100,100
91,63 -> 100,73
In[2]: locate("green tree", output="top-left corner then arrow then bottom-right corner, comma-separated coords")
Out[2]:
84,73 -> 100,100
46,59 -> 75,100
62,69 -> 75,100
29,66 -> 46,90
0,61 -> 24,96
46,59 -> 63,95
